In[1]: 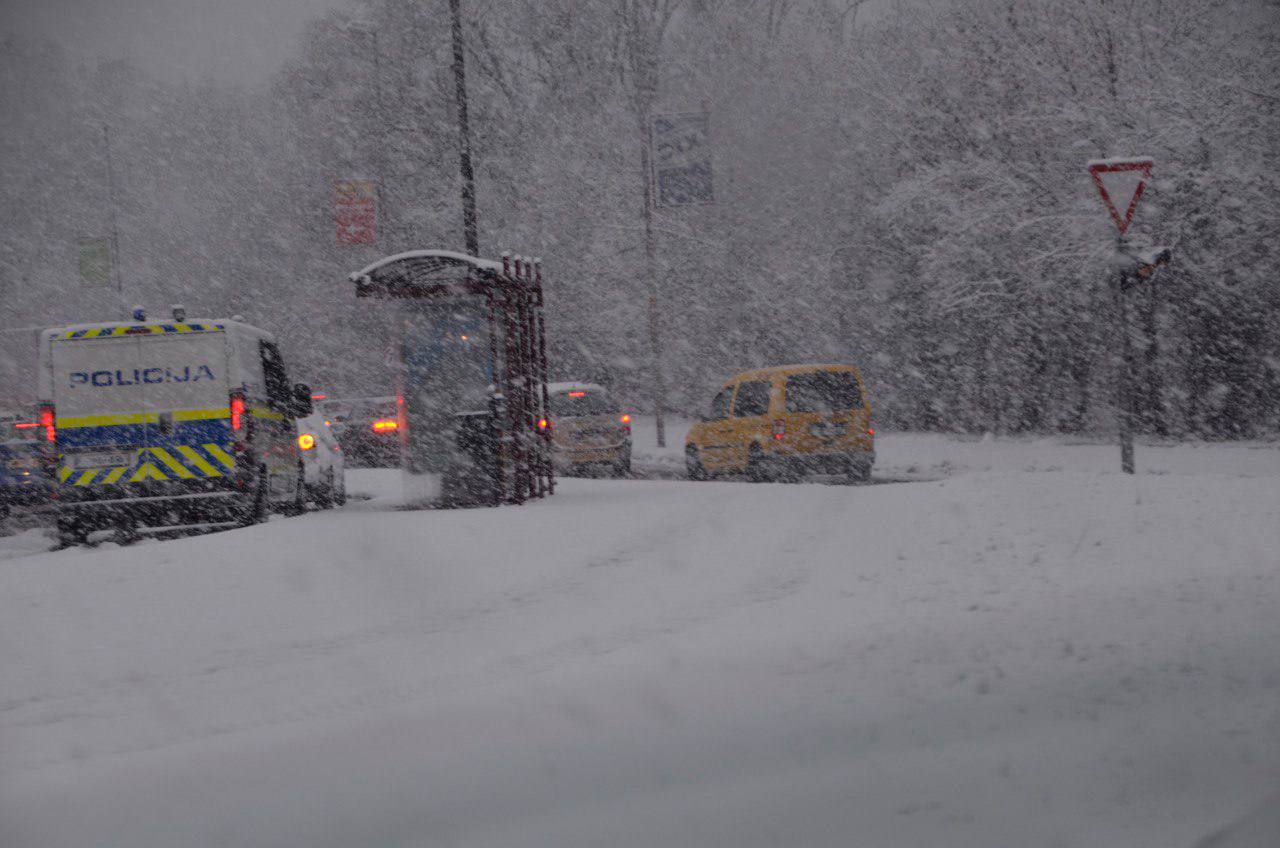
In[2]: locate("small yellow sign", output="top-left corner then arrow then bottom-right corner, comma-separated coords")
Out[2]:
78,238 -> 112,287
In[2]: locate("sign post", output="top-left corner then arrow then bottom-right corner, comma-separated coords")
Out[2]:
1087,157 -> 1154,475
643,112 -> 714,448
1112,251 -> 1137,475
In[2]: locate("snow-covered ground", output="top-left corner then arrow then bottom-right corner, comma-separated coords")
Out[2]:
2,430 -> 1279,847
630,414 -> 1280,481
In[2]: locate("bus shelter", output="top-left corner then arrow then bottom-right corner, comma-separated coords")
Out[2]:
348,250 -> 553,507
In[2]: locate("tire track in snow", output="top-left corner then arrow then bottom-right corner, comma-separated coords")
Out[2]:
2,481 -> 910,774
1,488 -> 728,772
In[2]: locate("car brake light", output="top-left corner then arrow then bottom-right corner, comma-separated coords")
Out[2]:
537,418 -> 549,431
772,420 -> 785,440
14,421 -> 38,430
372,418 -> 398,433
298,433 -> 315,450
868,427 -> 875,436
230,392 -> 246,431
619,413 -> 631,425
311,393 -> 327,400
567,391 -> 586,398
39,405 -> 56,443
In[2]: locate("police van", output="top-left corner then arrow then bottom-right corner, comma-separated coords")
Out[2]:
37,312 -> 313,544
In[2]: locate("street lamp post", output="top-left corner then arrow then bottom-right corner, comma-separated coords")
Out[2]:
102,124 -> 124,295
344,21 -> 392,250
448,0 -> 480,256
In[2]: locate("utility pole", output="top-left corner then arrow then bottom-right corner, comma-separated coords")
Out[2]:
448,0 -> 479,256
641,130 -> 666,448
356,23 -> 392,250
368,29 -> 391,249
102,124 -> 124,295
341,20 -> 392,250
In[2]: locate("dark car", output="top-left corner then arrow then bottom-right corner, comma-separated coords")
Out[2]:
1,413 -> 52,519
321,396 -> 401,468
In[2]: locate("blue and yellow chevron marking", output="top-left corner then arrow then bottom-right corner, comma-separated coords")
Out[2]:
55,412 -> 237,486
60,323 -> 226,340
57,442 -> 236,486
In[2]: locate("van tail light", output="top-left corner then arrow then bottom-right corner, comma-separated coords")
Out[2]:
38,404 -> 57,469
868,427 -> 875,436
772,420 -> 785,440
537,417 -> 550,432
37,404 -> 57,474
618,413 -> 631,433
230,391 -> 246,433
39,404 -> 56,444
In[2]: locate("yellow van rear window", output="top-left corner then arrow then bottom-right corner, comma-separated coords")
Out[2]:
785,372 -> 862,412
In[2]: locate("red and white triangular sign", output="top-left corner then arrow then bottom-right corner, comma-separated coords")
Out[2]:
1088,157 -> 1153,235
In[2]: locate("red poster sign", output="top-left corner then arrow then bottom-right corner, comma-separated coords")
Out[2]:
335,179 -> 377,245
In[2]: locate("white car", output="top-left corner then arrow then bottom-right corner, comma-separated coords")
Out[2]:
296,411 -> 345,508
545,382 -> 632,477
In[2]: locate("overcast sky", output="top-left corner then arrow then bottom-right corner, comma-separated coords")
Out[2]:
0,0 -> 347,86
1,0 -> 915,88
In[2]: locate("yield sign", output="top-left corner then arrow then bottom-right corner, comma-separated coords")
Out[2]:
1087,157 -> 1153,236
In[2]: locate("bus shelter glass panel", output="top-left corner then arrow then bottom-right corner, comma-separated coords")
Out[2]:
399,296 -> 493,505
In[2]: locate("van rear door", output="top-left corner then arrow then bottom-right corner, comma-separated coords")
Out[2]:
782,368 -> 871,455
134,332 -> 235,481
51,331 -> 234,485
52,336 -> 147,478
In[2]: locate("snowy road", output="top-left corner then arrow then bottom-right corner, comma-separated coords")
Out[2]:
2,435 -> 1279,847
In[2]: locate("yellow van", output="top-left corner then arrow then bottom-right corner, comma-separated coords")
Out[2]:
685,364 -> 874,482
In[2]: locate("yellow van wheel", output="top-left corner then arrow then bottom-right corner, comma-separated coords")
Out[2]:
747,444 -> 773,483
845,461 -> 872,484
685,446 -> 709,481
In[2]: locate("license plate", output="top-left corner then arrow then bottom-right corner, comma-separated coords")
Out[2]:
809,424 -> 846,437
7,456 -> 38,469
69,451 -> 134,469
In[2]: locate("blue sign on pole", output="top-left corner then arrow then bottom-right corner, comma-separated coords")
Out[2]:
651,112 -> 714,207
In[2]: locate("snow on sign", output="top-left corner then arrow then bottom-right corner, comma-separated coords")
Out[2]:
651,112 -> 714,207
1087,157 -> 1153,236
334,179 -> 377,245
